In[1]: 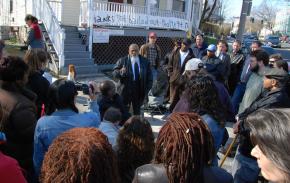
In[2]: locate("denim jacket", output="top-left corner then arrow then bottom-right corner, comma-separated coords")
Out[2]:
201,114 -> 225,166
33,100 -> 101,175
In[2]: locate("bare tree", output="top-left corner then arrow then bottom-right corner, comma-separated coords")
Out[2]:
199,0 -> 218,27
217,0 -> 230,25
251,0 -> 278,29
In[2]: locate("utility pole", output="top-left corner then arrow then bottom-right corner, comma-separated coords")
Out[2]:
237,0 -> 252,41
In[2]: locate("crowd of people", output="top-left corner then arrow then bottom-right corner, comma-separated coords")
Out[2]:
0,14 -> 290,183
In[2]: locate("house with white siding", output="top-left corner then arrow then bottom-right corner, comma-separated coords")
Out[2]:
1,0 -> 204,77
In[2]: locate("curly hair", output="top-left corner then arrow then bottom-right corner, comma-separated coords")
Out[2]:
185,74 -> 225,127
117,116 -> 154,181
40,128 -> 120,183
154,113 -> 215,183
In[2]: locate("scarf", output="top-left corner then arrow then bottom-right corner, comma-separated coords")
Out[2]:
31,23 -> 42,40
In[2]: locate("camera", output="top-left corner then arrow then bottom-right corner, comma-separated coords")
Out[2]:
75,82 -> 94,95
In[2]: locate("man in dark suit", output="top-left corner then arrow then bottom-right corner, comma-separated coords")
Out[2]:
167,38 -> 195,111
113,44 -> 153,115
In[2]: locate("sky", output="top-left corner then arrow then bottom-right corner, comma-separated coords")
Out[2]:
226,0 -> 264,18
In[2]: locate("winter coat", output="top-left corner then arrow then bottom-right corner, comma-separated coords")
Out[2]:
167,48 -> 195,109
26,71 -> 50,118
228,50 -> 245,94
202,55 -> 225,82
140,43 -> 162,68
238,88 -> 290,158
0,83 -> 37,174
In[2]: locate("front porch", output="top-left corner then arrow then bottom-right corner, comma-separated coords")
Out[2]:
80,1 -> 191,32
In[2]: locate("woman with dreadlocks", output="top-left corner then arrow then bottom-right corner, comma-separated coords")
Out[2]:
133,113 -> 233,183
116,116 -> 154,183
40,127 -> 120,183
180,74 -> 227,166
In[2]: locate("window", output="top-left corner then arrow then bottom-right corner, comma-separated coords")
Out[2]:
172,0 -> 185,12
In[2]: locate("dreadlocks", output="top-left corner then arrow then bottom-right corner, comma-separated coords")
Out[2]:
40,128 -> 120,183
185,74 -> 226,127
154,113 -> 215,183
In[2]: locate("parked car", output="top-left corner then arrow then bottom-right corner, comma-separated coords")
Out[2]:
265,35 -> 281,48
241,45 -> 277,56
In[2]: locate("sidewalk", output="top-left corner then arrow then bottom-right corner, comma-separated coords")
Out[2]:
76,88 -> 235,174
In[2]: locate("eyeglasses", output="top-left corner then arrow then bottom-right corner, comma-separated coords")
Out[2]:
149,37 -> 156,39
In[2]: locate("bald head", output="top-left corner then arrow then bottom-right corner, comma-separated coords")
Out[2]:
129,44 -> 139,57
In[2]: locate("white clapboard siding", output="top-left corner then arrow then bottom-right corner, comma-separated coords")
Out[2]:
62,0 -> 80,26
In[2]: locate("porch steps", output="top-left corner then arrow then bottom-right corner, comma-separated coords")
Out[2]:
43,24 -> 98,79
62,25 -> 98,78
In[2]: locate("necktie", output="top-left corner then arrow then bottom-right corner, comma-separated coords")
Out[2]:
134,62 -> 139,81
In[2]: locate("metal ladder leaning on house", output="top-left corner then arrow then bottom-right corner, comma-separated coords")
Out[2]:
33,0 -> 99,79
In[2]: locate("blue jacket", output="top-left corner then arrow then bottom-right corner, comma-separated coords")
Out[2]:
201,114 -> 225,166
33,100 -> 101,175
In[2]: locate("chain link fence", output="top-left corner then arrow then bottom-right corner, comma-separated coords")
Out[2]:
92,35 -> 180,66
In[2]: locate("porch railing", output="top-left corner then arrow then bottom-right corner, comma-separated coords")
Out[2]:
47,0 -> 62,22
80,1 -> 188,31
33,0 -> 65,71
0,0 -> 10,26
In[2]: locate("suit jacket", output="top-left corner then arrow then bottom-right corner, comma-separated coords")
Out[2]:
167,48 -> 195,84
113,55 -> 153,103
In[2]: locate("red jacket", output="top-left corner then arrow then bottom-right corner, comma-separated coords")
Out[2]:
0,152 -> 27,183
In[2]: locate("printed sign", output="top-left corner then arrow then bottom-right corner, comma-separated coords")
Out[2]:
93,11 -> 189,31
93,28 -> 110,43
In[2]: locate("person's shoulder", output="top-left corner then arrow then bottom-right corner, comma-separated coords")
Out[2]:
204,166 -> 233,183
139,55 -> 149,64
140,43 -> 149,49
117,56 -> 128,63
36,115 -> 55,129
77,112 -> 100,125
0,152 -> 18,168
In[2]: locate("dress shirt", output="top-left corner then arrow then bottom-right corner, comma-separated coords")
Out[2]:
131,56 -> 140,80
179,50 -> 189,67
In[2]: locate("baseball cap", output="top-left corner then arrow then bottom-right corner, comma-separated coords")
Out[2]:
182,38 -> 192,46
149,32 -> 157,38
183,58 -> 205,75
264,67 -> 288,81
207,44 -> 217,52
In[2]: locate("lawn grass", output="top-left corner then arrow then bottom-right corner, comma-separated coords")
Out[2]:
3,40 -> 26,58
204,36 -> 218,45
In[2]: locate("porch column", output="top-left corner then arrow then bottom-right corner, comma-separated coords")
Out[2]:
186,0 -> 193,37
146,0 -> 150,29
88,0 -> 93,58
166,0 -> 173,11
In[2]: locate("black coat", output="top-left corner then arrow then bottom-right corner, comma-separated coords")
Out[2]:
26,71 -> 50,118
97,93 -> 130,123
133,164 -> 233,183
0,83 -> 37,174
238,88 -> 290,158
202,55 -> 225,82
113,55 -> 153,103
229,50 -> 245,94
